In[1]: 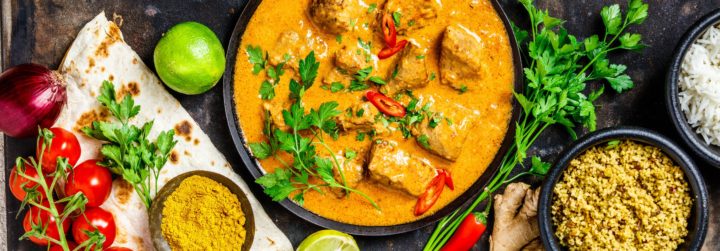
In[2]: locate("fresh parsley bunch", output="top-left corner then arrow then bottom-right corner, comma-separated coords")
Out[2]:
83,81 -> 177,208
249,52 -> 378,208
424,1 -> 649,250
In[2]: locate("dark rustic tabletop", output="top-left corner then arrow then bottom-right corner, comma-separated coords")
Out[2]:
1,0 -> 719,250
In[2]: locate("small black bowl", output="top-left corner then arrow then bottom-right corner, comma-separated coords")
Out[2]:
538,127 -> 708,251
666,9 -> 720,167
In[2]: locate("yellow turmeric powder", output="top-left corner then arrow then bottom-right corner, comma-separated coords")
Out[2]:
161,175 -> 246,250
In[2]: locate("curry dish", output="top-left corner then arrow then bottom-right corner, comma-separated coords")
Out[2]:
234,0 -> 514,226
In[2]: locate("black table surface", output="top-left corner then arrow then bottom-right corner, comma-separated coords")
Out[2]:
2,0 -> 719,250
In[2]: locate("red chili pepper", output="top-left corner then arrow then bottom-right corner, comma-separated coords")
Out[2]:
414,172 -> 446,216
366,90 -> 406,117
439,169 -> 454,190
381,13 -> 397,47
440,212 -> 488,251
378,40 -> 408,59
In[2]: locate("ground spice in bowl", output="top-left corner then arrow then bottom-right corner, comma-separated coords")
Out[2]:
161,175 -> 247,250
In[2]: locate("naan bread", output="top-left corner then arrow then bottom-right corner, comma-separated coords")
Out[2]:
54,13 -> 292,251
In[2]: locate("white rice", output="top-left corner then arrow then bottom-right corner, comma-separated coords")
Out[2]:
679,24 -> 720,146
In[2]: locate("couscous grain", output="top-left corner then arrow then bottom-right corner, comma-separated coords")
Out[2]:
551,140 -> 692,251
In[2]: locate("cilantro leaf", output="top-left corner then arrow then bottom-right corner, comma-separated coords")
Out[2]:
330,82 -> 345,93
369,76 -> 386,85
529,156 -> 551,176
606,74 -> 634,93
299,51 -> 320,89
249,142 -> 272,159
392,11 -> 402,27
260,80 -> 276,100
601,4 -> 622,35
246,45 -> 266,75
417,134 -> 430,149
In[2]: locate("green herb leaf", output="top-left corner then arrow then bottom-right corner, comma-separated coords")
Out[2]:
249,142 -> 272,159
606,74 -> 634,93
369,76 -> 387,85
345,149 -> 357,159
246,45 -> 266,75
260,80 -> 276,100
417,134 -> 430,149
299,51 -> 320,89
601,4 -> 622,35
368,3 -> 377,13
529,156 -> 551,176
330,82 -> 345,93
392,11 -> 402,27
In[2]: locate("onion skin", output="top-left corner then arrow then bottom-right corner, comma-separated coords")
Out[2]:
0,64 -> 66,138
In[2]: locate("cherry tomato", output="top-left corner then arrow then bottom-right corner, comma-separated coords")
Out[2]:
9,161 -> 49,201
105,247 -> 134,251
23,202 -> 70,246
37,127 -> 81,173
415,172 -> 446,216
438,169 -> 454,190
72,207 -> 116,249
381,13 -> 397,47
378,40 -> 408,59
65,160 -> 112,207
49,241 -> 78,251
366,91 -> 406,117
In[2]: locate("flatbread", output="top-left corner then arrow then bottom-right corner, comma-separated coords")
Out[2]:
54,12 -> 292,251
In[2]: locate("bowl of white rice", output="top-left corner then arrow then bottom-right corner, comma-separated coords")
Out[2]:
667,9 -> 720,167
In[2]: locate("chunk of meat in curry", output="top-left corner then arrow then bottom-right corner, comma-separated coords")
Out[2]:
411,97 -> 478,161
367,139 -> 439,197
381,41 -> 430,95
440,24 -> 488,90
308,0 -> 362,35
381,0 -> 440,35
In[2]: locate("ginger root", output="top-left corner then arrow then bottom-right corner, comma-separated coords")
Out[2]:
489,182 -> 543,251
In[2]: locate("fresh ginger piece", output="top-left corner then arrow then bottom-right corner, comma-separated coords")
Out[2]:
489,182 -> 543,251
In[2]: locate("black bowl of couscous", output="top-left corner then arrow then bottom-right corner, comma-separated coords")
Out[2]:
538,127 -> 708,251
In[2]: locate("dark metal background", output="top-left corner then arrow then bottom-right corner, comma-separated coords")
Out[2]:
2,0 -> 720,250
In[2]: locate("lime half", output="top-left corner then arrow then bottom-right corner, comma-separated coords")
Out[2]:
297,230 -> 359,251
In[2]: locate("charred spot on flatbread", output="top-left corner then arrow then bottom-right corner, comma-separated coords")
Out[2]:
132,58 -> 138,64
74,109 -> 110,133
88,57 -> 96,68
118,81 -> 140,98
109,74 -> 114,81
211,161 -> 216,166
193,138 -> 200,145
183,150 -> 191,156
174,121 -> 193,141
115,179 -> 134,205
169,150 -> 179,164
95,22 -> 123,58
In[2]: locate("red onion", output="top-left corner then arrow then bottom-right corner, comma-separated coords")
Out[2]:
0,64 -> 66,138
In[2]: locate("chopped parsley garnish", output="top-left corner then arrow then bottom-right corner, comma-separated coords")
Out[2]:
392,66 -> 399,79
354,66 -> 373,81
245,45 -> 266,75
392,11 -> 402,27
369,76 -> 387,85
429,116 -> 441,128
336,35 -> 343,43
345,149 -> 357,159
459,85 -> 468,94
368,3 -> 377,13
416,55 -> 426,59
408,20 -> 416,27
356,132 -> 366,141
349,80 -> 370,91
429,72 -> 436,81
356,108 -> 365,117
330,82 -> 345,93
417,134 -> 430,149
260,81 -> 275,100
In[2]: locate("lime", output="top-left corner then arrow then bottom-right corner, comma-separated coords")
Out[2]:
297,230 -> 359,251
153,21 -> 225,95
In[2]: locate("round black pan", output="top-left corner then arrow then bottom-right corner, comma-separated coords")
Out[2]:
222,0 -> 524,236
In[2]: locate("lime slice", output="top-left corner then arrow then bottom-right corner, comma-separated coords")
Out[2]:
297,230 -> 360,251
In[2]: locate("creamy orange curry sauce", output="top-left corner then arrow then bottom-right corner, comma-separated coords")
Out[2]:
234,0 -> 514,225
